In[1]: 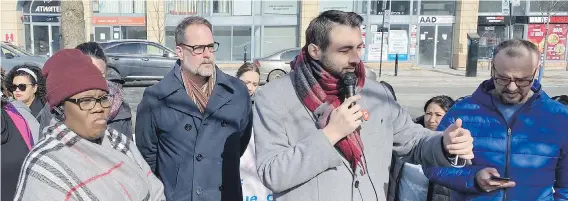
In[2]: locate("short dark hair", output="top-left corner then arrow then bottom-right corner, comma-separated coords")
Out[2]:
76,42 -> 107,63
236,62 -> 260,78
175,16 -> 213,46
305,10 -> 363,51
4,64 -> 46,102
492,39 -> 539,62
552,95 -> 568,106
424,95 -> 455,113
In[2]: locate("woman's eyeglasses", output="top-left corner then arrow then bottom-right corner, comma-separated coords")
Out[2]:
8,84 -> 33,92
66,95 -> 113,111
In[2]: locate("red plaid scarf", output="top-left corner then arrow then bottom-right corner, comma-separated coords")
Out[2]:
290,48 -> 366,173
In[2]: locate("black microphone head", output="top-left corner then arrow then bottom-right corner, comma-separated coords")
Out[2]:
341,72 -> 357,87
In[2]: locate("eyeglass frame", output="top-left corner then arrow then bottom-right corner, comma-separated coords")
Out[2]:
65,95 -> 113,111
491,64 -> 538,87
178,42 -> 220,55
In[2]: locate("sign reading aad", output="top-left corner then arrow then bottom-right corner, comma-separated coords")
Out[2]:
418,16 -> 454,24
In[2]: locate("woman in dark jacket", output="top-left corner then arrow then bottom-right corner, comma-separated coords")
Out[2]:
4,64 -> 46,117
37,42 -> 133,137
1,69 -> 40,201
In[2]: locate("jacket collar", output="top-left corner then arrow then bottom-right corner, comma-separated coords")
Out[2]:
155,60 -> 235,119
471,78 -> 548,108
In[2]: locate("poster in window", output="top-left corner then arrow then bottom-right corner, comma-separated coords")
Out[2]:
527,24 -> 567,60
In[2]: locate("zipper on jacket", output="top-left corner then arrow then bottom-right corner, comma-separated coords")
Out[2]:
503,128 -> 512,201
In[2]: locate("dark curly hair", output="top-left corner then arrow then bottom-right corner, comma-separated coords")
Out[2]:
4,64 -> 46,103
76,42 -> 107,63
424,95 -> 455,113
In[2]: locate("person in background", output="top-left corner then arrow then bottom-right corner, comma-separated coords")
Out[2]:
4,65 -> 46,117
552,95 -> 568,106
1,66 -> 40,201
396,96 -> 455,201
136,16 -> 252,201
424,39 -> 568,200
14,49 -> 165,201
37,42 -> 134,138
236,62 -> 272,200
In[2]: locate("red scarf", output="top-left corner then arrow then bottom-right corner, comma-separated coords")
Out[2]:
290,48 -> 366,173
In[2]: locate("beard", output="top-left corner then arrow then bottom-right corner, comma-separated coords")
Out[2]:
498,88 -> 525,105
320,54 -> 343,77
187,60 -> 215,77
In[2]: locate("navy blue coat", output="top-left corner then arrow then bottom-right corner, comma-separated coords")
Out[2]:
136,63 -> 252,201
424,79 -> 568,200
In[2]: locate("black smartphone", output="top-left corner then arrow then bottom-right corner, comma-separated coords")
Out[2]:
490,176 -> 511,182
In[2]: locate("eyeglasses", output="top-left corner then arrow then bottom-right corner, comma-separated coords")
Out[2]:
66,95 -> 113,111
9,83 -> 33,92
492,66 -> 538,87
178,42 -> 219,54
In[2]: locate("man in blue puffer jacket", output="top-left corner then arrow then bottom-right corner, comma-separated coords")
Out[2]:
424,39 -> 568,201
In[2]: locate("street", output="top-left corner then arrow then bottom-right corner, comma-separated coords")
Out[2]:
124,68 -> 568,125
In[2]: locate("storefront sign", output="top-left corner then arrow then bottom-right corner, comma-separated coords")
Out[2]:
502,0 -> 510,15
418,16 -> 454,24
527,24 -> 568,60
92,16 -> 146,26
388,30 -> 409,61
409,25 -> 417,60
528,16 -> 568,24
263,1 -> 297,15
26,0 -> 61,14
478,16 -> 510,25
5,33 -> 14,42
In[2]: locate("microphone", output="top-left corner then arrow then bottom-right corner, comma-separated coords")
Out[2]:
341,72 -> 357,108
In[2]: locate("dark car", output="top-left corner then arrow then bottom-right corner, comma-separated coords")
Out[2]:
1,42 -> 47,71
100,40 -> 177,81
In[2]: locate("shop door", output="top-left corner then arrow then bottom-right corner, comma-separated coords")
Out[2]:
32,25 -> 50,56
418,25 -> 453,68
95,27 -> 112,42
51,25 -> 61,56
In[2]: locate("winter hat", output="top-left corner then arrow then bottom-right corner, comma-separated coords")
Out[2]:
42,49 -> 108,110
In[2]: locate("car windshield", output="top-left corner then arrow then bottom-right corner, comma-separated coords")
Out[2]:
5,44 -> 32,56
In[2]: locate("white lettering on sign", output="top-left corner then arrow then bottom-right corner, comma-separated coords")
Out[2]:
554,27 -> 563,32
35,6 -> 60,13
529,17 -> 549,23
420,16 -> 437,23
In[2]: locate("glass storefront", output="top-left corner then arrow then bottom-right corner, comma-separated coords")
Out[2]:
22,0 -> 62,56
478,25 -> 507,59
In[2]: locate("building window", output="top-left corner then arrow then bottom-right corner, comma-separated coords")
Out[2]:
121,26 -> 147,40
354,0 -> 366,14
478,26 -> 507,59
262,1 -> 298,15
529,0 -> 568,14
233,26 -> 252,61
420,0 -> 455,15
391,0 -> 410,15
166,0 -> 210,15
370,0 -> 389,15
479,0 -> 502,13
262,26 -> 298,57
165,26 -> 177,50
213,26 -> 232,61
93,0 -> 145,14
213,0 -> 232,14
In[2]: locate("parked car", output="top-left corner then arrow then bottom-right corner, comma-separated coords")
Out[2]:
0,42 -> 47,71
100,40 -> 177,81
253,48 -> 377,83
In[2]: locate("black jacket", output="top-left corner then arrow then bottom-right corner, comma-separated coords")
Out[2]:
1,109 -> 31,201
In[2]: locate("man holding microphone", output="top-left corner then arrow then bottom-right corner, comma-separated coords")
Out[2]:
252,10 -> 474,201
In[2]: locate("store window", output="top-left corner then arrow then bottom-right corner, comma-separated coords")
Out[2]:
391,0 -> 411,15
233,26 -> 252,61
166,0 -> 210,15
530,0 -> 568,13
121,26 -> 147,40
213,0 -> 232,14
165,26 -> 177,50
513,25 -> 524,40
479,0 -> 501,13
213,26 -> 232,61
93,0 -> 145,14
263,26 -> 298,57
478,26 -> 507,59
420,0 -> 455,15
369,0 -> 389,15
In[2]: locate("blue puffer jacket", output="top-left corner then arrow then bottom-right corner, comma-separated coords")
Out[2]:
424,79 -> 568,201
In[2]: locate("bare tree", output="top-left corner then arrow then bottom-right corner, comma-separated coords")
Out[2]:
536,0 -> 567,78
149,0 -> 165,44
60,1 -> 85,48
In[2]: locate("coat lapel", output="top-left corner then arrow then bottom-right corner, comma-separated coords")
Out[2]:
156,63 -> 203,119
203,68 -> 234,121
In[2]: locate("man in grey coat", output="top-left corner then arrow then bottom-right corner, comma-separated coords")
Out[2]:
253,10 -> 474,201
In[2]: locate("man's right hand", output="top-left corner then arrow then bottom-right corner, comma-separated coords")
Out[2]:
323,95 -> 363,145
475,167 -> 516,193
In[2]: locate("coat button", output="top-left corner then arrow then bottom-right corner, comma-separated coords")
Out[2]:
196,154 -> 203,161
196,188 -> 203,195
218,185 -> 223,191
184,124 -> 192,131
221,121 -> 227,127
354,181 -> 359,188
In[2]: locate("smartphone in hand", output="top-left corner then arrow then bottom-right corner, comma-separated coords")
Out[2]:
490,175 -> 511,182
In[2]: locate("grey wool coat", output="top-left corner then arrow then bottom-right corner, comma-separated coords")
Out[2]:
253,75 -> 455,201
